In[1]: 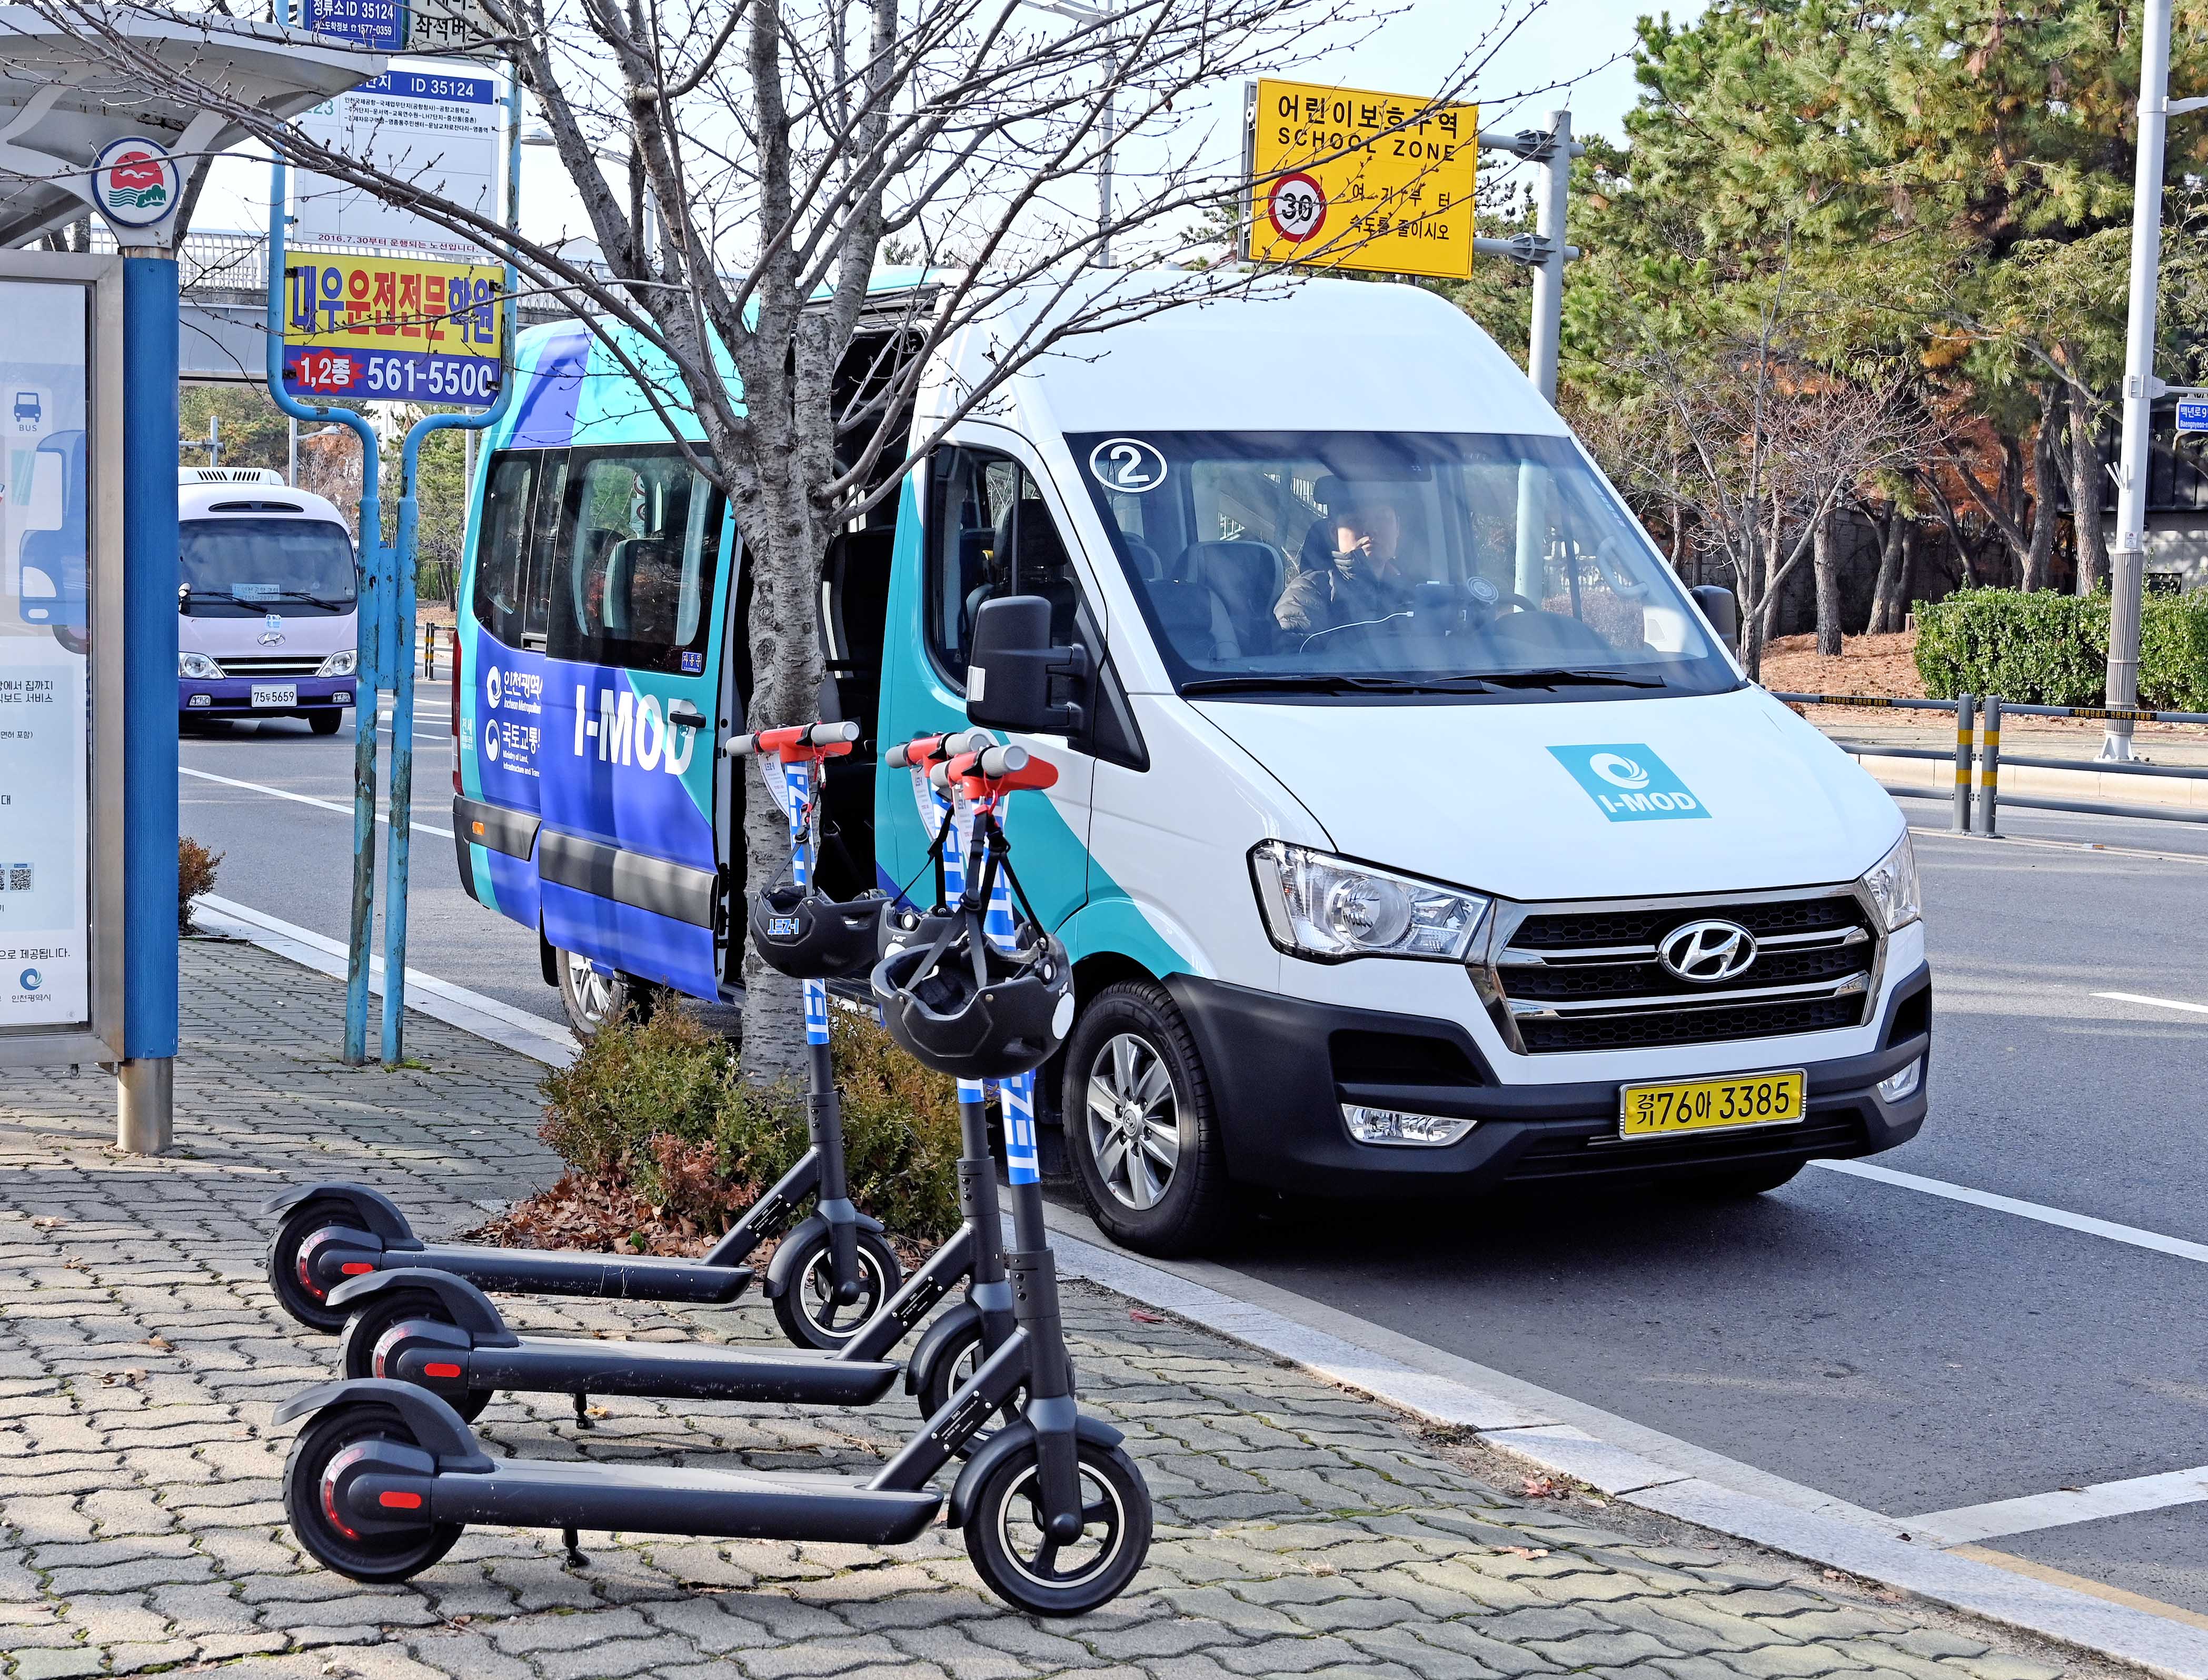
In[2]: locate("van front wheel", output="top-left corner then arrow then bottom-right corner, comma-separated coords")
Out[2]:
1062,980 -> 1229,1257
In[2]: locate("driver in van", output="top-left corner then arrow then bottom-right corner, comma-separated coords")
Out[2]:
1273,497 -> 1416,638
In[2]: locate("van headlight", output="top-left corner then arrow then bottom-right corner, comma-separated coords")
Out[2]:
317,649 -> 357,677
1860,833 -> 1921,932
1249,840 -> 1489,962
178,651 -> 223,679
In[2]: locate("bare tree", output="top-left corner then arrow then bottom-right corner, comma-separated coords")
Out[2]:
1589,286 -> 1945,678
42,0 -> 1544,1077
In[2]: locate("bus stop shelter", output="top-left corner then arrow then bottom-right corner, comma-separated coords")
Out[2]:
0,6 -> 381,1149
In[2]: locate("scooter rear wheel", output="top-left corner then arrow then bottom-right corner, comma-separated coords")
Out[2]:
340,1292 -> 493,1423
283,1404 -> 464,1583
266,1201 -> 359,1334
963,1437 -> 1151,1616
772,1226 -> 900,1350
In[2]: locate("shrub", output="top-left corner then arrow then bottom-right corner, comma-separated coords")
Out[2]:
536,1000 -> 965,1243
1913,588 -> 2208,709
177,836 -> 222,932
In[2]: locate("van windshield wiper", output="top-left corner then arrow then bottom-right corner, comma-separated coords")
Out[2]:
1180,674 -> 1494,696
264,588 -> 356,609
1460,667 -> 1666,690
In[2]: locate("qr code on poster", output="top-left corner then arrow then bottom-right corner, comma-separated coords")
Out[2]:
3,863 -> 31,893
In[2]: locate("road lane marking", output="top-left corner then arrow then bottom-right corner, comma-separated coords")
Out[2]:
193,894 -> 572,1065
180,765 -> 453,839
1812,1159 -> 2208,1265
2097,989 -> 2208,1016
1910,1465 -> 2208,1545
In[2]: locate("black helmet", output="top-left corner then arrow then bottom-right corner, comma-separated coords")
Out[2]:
750,884 -> 887,981
869,915 -> 1075,1081
877,901 -> 959,964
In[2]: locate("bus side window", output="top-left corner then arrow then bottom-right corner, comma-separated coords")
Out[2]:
549,446 -> 723,673
521,455 -> 568,650
471,451 -> 537,647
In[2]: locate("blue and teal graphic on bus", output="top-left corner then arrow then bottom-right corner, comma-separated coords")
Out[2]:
1548,744 -> 1710,823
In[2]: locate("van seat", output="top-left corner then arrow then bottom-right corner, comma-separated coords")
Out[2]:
1176,539 -> 1286,659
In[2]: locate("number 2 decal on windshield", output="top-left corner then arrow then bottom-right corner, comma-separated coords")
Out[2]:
1088,437 -> 1167,494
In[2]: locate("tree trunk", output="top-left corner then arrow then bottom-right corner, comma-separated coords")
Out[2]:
1868,504 -> 1906,634
2022,384 -> 2059,592
2068,375 -> 2108,594
1813,505 -> 1844,656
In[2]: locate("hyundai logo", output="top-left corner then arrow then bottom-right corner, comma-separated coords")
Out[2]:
1658,919 -> 1758,984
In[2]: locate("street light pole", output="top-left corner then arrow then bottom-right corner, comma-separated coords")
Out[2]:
2104,0 -> 2208,758
1016,0 -> 1116,264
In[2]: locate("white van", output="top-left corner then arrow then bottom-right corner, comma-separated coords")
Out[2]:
452,274 -> 1930,1257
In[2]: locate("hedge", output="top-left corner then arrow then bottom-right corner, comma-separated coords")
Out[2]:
538,1001 -> 964,1242
1913,588 -> 2208,712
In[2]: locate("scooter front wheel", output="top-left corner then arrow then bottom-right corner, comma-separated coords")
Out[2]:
964,1437 -> 1152,1616
772,1226 -> 900,1350
266,1201 -> 360,1334
283,1404 -> 464,1583
917,1318 -> 1027,1452
340,1292 -> 493,1423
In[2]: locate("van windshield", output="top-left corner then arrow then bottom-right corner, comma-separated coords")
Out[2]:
1067,432 -> 1737,701
180,518 -> 357,617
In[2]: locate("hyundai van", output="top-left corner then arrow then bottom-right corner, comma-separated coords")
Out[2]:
447,274 -> 1931,1256
177,469 -> 359,733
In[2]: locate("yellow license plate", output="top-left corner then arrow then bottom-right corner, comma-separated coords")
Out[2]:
1618,1069 -> 1806,1138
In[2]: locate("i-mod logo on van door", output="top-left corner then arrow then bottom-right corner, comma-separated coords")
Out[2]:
1547,744 -> 1710,823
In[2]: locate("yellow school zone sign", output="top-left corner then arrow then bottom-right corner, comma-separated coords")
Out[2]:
1243,78 -> 1480,280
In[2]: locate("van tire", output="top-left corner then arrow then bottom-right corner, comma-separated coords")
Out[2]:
309,712 -> 343,736
555,947 -> 655,1042
1061,980 -> 1230,1257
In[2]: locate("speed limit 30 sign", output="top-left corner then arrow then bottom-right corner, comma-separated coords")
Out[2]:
1267,172 -> 1327,244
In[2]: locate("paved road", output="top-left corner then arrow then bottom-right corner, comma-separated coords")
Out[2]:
177,706 -> 2208,1626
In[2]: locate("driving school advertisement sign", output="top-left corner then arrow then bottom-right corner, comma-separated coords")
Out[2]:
281,254 -> 504,407
1244,77 -> 1479,280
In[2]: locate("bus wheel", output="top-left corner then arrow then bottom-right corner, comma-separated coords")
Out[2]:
556,948 -> 654,1041
1061,980 -> 1229,1258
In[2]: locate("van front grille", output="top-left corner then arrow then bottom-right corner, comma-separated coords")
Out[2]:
213,655 -> 326,678
1489,888 -> 1878,1055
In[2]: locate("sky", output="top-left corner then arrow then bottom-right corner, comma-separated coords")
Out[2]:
189,0 -> 1695,248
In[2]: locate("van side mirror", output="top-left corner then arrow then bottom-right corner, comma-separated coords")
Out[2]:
967,595 -> 1089,736
1691,584 -> 1739,650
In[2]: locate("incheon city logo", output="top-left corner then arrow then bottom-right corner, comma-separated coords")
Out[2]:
91,136 -> 178,229
18,967 -> 41,992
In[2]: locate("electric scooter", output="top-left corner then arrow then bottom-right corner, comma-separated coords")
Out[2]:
260,722 -> 900,1352
316,733 -> 1022,1429
277,739 -> 1151,1616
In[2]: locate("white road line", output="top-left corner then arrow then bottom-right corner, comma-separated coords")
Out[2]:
2097,989 -> 2208,1017
1812,1158 -> 2208,1265
180,765 -> 454,839
1910,1464 -> 2208,1545
193,893 -> 574,1066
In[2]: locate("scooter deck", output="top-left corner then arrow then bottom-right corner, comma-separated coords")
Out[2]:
399,1242 -> 753,1304
426,1458 -> 941,1545
454,1338 -> 900,1406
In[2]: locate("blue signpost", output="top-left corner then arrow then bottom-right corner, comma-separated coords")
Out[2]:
265,5 -> 519,1064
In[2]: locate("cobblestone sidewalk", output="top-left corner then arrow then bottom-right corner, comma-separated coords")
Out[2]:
0,937 -> 2075,1680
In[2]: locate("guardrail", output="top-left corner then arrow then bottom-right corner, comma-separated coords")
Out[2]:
1768,691 -> 2208,835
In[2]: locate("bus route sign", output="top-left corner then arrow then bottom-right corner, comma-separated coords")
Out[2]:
1244,77 -> 1479,279
281,254 -> 504,407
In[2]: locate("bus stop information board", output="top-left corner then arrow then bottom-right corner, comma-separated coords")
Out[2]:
0,281 -> 90,1035
282,253 -> 504,405
1245,77 -> 1479,279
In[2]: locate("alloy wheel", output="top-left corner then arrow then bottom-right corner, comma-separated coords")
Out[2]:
1083,1032 -> 1180,1211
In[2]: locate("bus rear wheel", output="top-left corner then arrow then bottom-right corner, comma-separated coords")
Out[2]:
555,948 -> 654,1041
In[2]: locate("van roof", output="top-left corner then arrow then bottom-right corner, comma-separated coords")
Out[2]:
922,270 -> 1566,441
178,481 -> 351,525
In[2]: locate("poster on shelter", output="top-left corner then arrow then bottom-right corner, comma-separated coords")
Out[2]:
0,281 -> 89,1034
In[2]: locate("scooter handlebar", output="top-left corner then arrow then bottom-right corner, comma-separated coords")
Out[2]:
888,727 -> 991,769
724,721 -> 860,761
